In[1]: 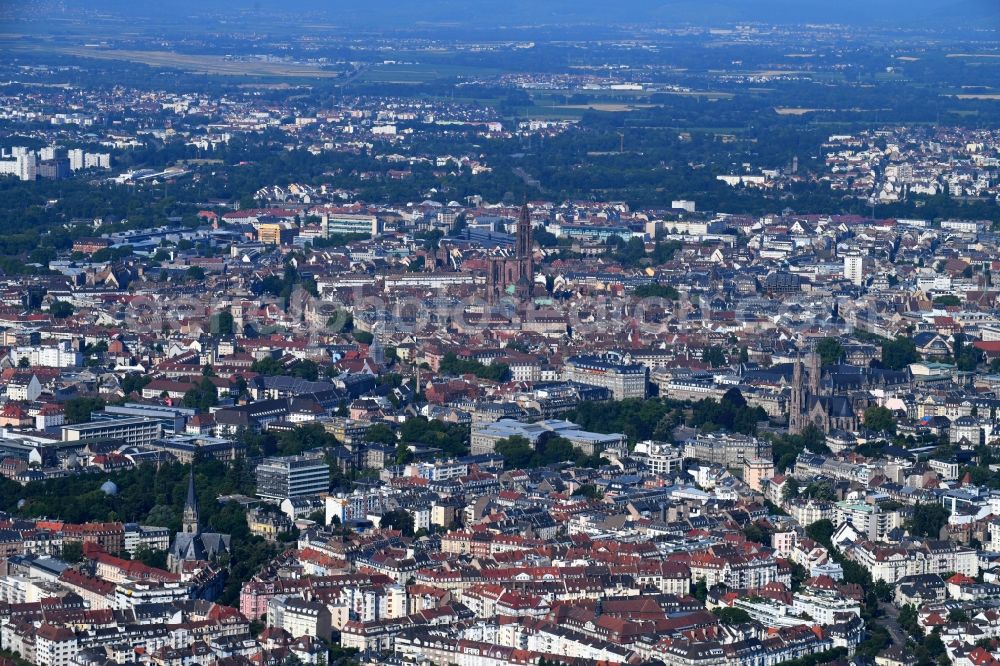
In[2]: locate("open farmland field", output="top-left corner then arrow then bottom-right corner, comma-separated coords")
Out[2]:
27,45 -> 347,78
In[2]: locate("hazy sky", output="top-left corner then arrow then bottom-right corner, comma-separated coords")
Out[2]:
27,0 -> 1000,29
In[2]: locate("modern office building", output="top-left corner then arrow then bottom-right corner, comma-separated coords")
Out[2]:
61,418 -> 162,447
833,501 -> 903,542
257,221 -> 298,246
9,341 -> 82,369
68,149 -> 111,171
843,253 -> 869,286
0,147 -> 37,181
92,403 -> 196,436
256,452 -> 330,501
322,213 -> 382,238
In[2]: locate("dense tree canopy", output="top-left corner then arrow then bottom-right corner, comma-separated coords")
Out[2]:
770,424 -> 828,472
908,503 -> 950,539
438,352 -> 509,382
398,417 -> 470,457
814,337 -> 844,366
881,337 -> 920,370
493,434 -> 600,470
569,398 -> 683,443
712,607 -> 752,625
689,388 -> 767,435
863,405 -> 896,434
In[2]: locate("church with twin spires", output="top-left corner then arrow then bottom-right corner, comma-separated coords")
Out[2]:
787,352 -> 858,435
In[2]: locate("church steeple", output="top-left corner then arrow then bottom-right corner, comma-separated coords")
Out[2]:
808,351 -> 821,396
182,468 -> 200,535
514,200 -> 534,302
487,199 -> 535,305
789,355 -> 804,434
516,201 -> 532,260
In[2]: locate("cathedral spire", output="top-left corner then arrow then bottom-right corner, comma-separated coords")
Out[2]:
808,350 -> 821,396
516,200 -> 532,259
182,467 -> 200,535
789,354 -> 804,435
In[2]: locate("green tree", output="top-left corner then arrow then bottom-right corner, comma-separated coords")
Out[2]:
882,336 -> 920,370
394,442 -> 413,466
250,356 -> 285,376
863,405 -> 896,434
855,625 -> 890,659
49,300 -> 74,319
701,346 -> 727,368
712,607 -> 752,624
274,423 -> 337,457
64,396 -> 105,424
770,423 -> 829,472
804,480 -> 836,501
781,477 -> 801,502
805,519 -> 836,548
874,580 -> 894,602
134,545 -> 169,569
915,629 -> 948,666
121,373 -> 151,396
898,604 -> 922,638
572,484 -> 603,500
380,509 -> 414,536
61,541 -> 84,563
954,332 -> 982,372
494,436 -> 535,469
611,236 -> 648,267
438,352 -> 509,382
948,608 -> 969,623
908,503 -> 950,538
146,504 -> 177,530
633,283 -> 679,299
933,294 -> 961,307
743,522 -> 771,545
214,308 -> 235,335
365,423 -> 397,446
692,578 -> 708,602
183,377 -> 219,412
789,561 -> 809,591
326,310 -> 354,333
289,359 -> 319,381
397,417 -> 470,457
688,389 -> 767,436
568,398 -> 685,443
814,337 -> 844,366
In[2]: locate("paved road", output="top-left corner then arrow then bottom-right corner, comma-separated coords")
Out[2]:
512,166 -> 544,193
881,600 -> 909,646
